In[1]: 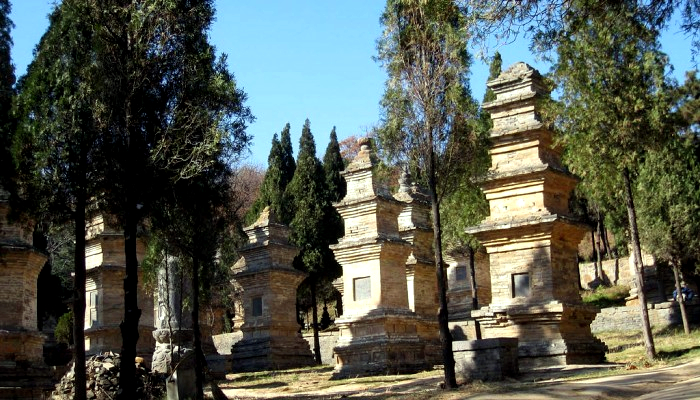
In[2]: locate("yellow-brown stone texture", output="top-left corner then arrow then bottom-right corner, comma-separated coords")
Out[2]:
0,190 -> 47,365
83,215 -> 154,362
230,207 -> 314,372
331,139 -> 429,377
467,63 -> 606,368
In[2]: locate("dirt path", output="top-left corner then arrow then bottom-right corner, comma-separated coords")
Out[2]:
215,359 -> 700,399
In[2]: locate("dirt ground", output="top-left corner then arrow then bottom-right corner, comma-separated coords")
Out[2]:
212,359 -> 700,400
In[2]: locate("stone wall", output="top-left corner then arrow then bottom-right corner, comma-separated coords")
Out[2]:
591,301 -> 700,333
453,338 -> 519,382
213,330 -> 340,366
303,330 -> 339,365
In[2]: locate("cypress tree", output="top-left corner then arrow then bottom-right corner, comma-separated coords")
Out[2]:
322,127 -> 346,203
0,0 -> 14,189
280,122 -> 296,189
246,123 -> 295,224
287,119 -> 342,364
13,2 -> 104,398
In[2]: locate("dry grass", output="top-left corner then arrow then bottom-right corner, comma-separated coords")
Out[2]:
215,325 -> 700,399
597,325 -> 700,366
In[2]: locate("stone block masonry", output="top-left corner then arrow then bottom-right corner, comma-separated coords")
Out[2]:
230,207 -> 315,372
467,63 -> 606,369
454,338 -> 519,382
0,187 -> 55,397
331,138 -> 428,378
83,215 -> 154,365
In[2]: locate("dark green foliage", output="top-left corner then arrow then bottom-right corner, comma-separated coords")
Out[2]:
288,120 -> 340,276
0,0 -> 14,189
482,51 -> 501,103
465,0 -> 699,61
55,310 -> 74,345
637,134 -> 700,268
13,4 -> 103,398
280,123 -> 297,188
548,0 -> 677,360
287,119 -> 342,363
323,127 -> 346,203
246,125 -> 295,224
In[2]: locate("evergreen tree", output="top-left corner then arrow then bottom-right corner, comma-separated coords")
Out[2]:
551,0 -> 675,361
0,0 -> 14,189
637,134 -> 700,335
280,122 -> 296,189
287,119 -> 342,364
482,51 -> 501,103
322,127 -> 346,203
15,1 -> 253,396
246,123 -> 295,224
376,0 -> 482,387
150,160 -> 236,398
12,2 -> 106,398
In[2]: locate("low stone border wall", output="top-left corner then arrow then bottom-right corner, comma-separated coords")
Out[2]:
453,338 -> 519,382
591,301 -> 700,333
302,330 -> 339,365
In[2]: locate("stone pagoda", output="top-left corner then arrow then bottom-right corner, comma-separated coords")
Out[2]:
230,207 -> 314,372
466,63 -> 606,368
330,138 -> 427,378
0,187 -> 52,398
393,167 -> 441,365
84,215 -> 154,363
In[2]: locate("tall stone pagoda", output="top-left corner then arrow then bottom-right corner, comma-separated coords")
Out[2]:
331,138 -> 427,377
393,167 -> 441,365
0,187 -> 54,398
466,63 -> 606,368
230,207 -> 314,372
84,215 -> 154,362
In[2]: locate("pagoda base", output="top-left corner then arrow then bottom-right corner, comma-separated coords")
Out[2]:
473,302 -> 607,369
416,317 -> 442,367
231,336 -> 315,372
332,308 -> 428,378
85,325 -> 155,366
0,330 -> 45,365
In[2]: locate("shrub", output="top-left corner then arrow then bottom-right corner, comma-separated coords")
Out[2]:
55,310 -> 74,345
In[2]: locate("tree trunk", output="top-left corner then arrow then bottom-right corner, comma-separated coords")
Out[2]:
671,259 -> 690,335
600,216 -> 613,260
595,213 -> 605,284
117,204 -> 142,399
73,189 -> 87,400
468,246 -> 481,340
192,257 -> 204,400
591,230 -> 600,280
310,281 -> 322,364
610,231 -> 620,285
428,147 -> 457,389
622,167 -> 656,360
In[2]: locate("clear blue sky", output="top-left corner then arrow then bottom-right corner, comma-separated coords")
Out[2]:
9,1 -> 695,166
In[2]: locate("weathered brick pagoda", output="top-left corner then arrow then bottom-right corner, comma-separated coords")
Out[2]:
330,138 -> 427,377
0,187 -> 53,398
393,168 -> 441,365
84,215 -> 154,363
466,62 -> 606,368
230,207 -> 314,372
